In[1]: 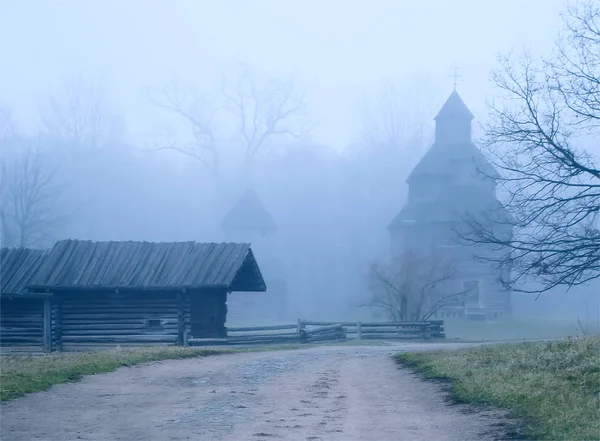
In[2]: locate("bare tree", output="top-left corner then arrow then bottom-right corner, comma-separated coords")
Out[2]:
366,251 -> 467,321
0,142 -> 67,248
41,74 -> 118,150
357,78 -> 437,156
466,0 -> 600,296
0,107 -> 15,246
152,65 -> 310,177
221,66 -> 308,162
151,82 -> 221,177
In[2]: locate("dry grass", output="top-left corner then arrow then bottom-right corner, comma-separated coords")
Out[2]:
444,318 -> 600,342
0,346 -> 227,401
396,336 -> 600,440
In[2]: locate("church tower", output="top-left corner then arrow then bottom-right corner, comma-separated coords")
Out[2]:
221,189 -> 287,324
388,90 -> 512,320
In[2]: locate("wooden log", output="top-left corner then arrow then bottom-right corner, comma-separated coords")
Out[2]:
301,324 -> 344,335
61,335 -> 178,343
304,330 -> 345,338
61,342 -> 175,351
61,329 -> 178,336
61,319 -> 179,326
0,328 -> 44,338
302,320 -> 438,328
187,338 -> 228,346
223,333 -> 301,342
62,310 -> 180,318
61,301 -> 179,307
360,334 -> 426,340
1,336 -> 44,343
64,323 -> 178,331
301,320 -> 359,327
0,346 -> 45,354
359,328 -> 426,335
226,324 -> 298,332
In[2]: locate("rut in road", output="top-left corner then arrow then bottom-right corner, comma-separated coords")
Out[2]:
1,344 -> 515,441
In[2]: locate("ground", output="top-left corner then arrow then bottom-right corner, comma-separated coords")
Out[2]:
1,343 -> 515,441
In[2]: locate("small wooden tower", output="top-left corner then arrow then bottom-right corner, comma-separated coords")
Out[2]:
221,189 -> 287,324
388,90 -> 512,320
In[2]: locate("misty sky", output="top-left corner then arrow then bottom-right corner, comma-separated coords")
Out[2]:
1,0 -> 564,148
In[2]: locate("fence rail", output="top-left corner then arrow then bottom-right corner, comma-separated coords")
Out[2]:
187,319 -> 444,347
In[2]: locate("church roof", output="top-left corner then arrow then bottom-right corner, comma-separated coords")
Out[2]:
407,141 -> 500,182
434,90 -> 474,121
221,189 -> 277,232
388,185 -> 512,230
408,89 -> 499,182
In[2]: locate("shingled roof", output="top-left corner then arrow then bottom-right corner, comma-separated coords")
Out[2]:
221,189 -> 277,233
407,141 -> 500,183
0,248 -> 49,296
25,240 -> 266,292
388,185 -> 512,230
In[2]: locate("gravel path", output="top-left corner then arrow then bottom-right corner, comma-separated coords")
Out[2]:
1,342 -> 514,441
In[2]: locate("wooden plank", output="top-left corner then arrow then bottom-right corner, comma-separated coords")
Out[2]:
0,336 -> 44,343
64,323 -> 179,331
61,319 -> 179,326
301,324 -> 344,335
61,314 -> 178,320
61,329 -> 179,336
226,324 -> 298,332
61,335 -> 178,343
359,328 -> 428,334
360,334 -> 428,340
301,320 -> 442,328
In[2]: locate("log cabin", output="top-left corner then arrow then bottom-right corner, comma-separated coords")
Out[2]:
0,248 -> 53,353
1,240 -> 266,352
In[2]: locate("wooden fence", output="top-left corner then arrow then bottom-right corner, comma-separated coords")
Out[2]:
187,319 -> 444,347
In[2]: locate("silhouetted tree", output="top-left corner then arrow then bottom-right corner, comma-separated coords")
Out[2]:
366,251 -> 467,321
466,0 -> 600,296
153,65 -> 310,178
1,142 -> 67,248
41,74 -> 121,150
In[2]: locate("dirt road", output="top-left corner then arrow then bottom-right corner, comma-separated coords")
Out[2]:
1,343 -> 514,441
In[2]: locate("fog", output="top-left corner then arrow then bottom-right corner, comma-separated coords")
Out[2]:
0,0 -> 597,324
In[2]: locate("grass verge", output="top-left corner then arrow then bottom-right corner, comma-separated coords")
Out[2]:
444,318 -> 600,342
395,336 -> 600,440
0,347 -> 227,401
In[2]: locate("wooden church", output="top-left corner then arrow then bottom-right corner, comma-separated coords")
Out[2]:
388,90 -> 512,320
221,189 -> 287,324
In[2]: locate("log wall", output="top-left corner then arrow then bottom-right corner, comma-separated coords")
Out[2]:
0,298 -> 45,353
58,291 -> 185,351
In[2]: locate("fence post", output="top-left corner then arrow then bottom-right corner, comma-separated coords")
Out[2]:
183,330 -> 189,347
357,321 -> 362,340
43,299 -> 52,353
297,318 -> 305,334
424,322 -> 432,340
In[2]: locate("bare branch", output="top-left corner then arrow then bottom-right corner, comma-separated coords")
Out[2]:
151,66 -> 311,176
365,251 -> 467,321
463,1 -> 600,296
41,74 -> 116,150
1,141 -> 68,248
